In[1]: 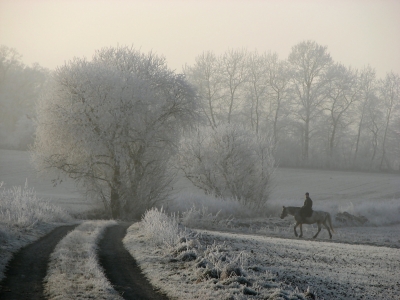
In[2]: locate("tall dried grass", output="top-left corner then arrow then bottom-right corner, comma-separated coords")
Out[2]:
0,181 -> 72,228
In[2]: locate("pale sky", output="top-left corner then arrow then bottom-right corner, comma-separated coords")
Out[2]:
1,0 -> 399,78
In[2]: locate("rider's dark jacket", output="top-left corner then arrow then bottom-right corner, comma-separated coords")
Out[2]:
300,196 -> 313,218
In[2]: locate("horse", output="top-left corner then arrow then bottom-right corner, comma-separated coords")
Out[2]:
280,206 -> 334,239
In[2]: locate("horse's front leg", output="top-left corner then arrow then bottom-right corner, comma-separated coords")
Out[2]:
299,223 -> 303,238
313,222 -> 322,239
294,222 -> 299,237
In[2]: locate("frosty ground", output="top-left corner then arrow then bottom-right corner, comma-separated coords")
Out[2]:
1,149 -> 400,299
120,205 -> 400,300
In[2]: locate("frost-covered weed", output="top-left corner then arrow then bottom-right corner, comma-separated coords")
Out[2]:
0,181 -> 74,284
0,181 -> 72,228
141,207 -> 186,248
197,242 -> 250,282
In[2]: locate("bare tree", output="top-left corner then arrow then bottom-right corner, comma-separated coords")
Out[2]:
288,41 -> 332,162
245,51 -> 268,134
265,54 -> 291,146
323,64 -> 358,163
365,94 -> 383,169
378,72 -> 400,170
220,49 -> 248,124
33,46 -> 196,219
353,66 -> 377,167
184,51 -> 222,129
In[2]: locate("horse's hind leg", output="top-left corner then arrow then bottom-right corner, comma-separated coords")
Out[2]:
299,224 -> 303,238
313,222 -> 322,239
294,222 -> 299,237
323,222 -> 332,239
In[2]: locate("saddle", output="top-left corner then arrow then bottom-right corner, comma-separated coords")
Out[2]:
300,207 -> 313,219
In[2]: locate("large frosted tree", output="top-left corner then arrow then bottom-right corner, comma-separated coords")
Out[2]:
33,46 -> 196,219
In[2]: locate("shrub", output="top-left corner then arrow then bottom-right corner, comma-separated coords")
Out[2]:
178,124 -> 276,208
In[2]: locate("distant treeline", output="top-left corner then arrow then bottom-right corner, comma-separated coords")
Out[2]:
184,41 -> 400,172
0,45 -> 49,150
1,41 -> 399,171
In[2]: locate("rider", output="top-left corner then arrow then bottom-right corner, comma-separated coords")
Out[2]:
300,192 -> 313,220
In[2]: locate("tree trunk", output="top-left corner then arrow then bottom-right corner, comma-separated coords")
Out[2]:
353,100 -> 367,167
379,94 -> 394,170
303,117 -> 310,162
379,114 -> 391,170
110,187 -> 120,219
273,93 -> 281,147
207,86 -> 217,128
110,165 -> 121,219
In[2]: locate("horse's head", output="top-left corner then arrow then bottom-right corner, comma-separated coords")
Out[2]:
280,206 -> 287,219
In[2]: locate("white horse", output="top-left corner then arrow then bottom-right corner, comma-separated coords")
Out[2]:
280,206 -> 334,239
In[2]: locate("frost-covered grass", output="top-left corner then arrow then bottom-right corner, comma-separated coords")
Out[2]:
0,181 -> 73,227
0,182 -> 74,282
124,208 -> 400,300
44,220 -> 121,300
124,208 -> 314,299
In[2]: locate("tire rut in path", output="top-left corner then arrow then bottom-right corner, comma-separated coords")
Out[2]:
0,224 -> 78,300
98,223 -> 169,300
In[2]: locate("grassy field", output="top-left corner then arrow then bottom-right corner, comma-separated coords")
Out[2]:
270,167 -> 400,202
0,149 -> 400,222
0,149 -> 97,214
1,148 -> 399,219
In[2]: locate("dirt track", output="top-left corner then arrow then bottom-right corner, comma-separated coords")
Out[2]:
98,223 -> 169,300
0,223 -> 168,300
0,224 -> 78,300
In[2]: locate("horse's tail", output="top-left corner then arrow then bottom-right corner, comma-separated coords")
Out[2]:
327,213 -> 335,233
